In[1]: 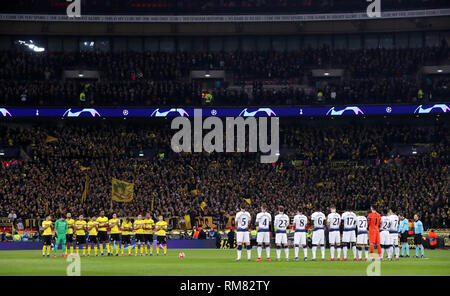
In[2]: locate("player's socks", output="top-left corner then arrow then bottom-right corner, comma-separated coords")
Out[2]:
236,245 -> 242,260
128,246 -> 131,255
395,245 -> 399,258
344,246 -> 349,259
65,246 -> 68,254
106,243 -> 110,254
140,244 -> 144,255
294,246 -> 299,258
156,246 -> 160,255
406,245 -> 410,256
99,244 -> 103,254
276,246 -> 281,259
389,246 -> 393,259
70,245 -> 73,255
364,247 -> 369,259
150,244 -> 154,255
352,245 -> 357,259
303,247 -> 308,258
320,245 -> 325,259
164,245 -> 167,255
83,246 -> 86,255
312,245 -> 317,259
380,245 -> 385,259
94,246 -> 98,256
370,244 -> 374,257
415,246 -> 419,257
266,247 -> 270,259
88,245 -> 91,255
47,245 -> 51,255
42,245 -> 46,255
257,246 -> 262,259
337,246 -> 341,259
330,246 -> 335,259
76,246 -> 79,255
420,246 -> 424,256
284,247 -> 289,259
358,247 -> 362,259
377,244 -> 382,257
144,244 -> 148,254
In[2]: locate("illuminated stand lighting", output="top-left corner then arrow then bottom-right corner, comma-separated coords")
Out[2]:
17,40 -> 45,52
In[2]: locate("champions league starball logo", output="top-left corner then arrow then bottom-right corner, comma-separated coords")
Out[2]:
0,108 -> 12,117
62,108 -> 101,117
326,106 -> 364,116
414,104 -> 450,114
151,108 -> 189,117
238,108 -> 276,117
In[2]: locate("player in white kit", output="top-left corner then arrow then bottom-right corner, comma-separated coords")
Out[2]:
293,210 -> 308,261
356,215 -> 369,260
388,209 -> 400,261
379,211 -> 392,260
327,206 -> 341,261
341,210 -> 357,261
274,206 -> 290,261
311,210 -> 326,260
255,204 -> 272,262
235,203 -> 252,261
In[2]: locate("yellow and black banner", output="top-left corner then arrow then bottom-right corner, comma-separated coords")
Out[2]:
112,178 -> 134,202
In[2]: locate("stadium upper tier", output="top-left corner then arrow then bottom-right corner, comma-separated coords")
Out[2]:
1,0 -> 449,15
0,42 -> 449,106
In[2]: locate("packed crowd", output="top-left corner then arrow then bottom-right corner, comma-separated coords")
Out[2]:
1,0 -> 448,14
0,42 -> 448,106
0,120 -> 448,230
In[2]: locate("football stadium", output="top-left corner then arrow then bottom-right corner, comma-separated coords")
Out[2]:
0,0 -> 449,282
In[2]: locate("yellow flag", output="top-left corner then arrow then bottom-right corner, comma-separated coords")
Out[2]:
45,135 -> 58,143
200,201 -> 207,210
81,175 -> 89,203
184,215 -> 192,229
112,178 -> 134,202
243,198 -> 251,205
80,166 -> 91,171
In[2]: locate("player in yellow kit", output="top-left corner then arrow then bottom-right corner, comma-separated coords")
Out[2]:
143,212 -> 155,256
134,215 -> 145,256
75,215 -> 87,256
120,217 -> 133,256
41,216 -> 53,257
155,215 -> 168,256
109,213 -> 121,256
87,216 -> 99,256
96,210 -> 110,256
65,213 -> 75,256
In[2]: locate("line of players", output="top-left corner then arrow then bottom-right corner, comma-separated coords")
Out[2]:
41,210 -> 169,258
235,203 -> 421,262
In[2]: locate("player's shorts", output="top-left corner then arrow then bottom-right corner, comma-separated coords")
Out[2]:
389,232 -> 399,246
275,232 -> 287,245
55,235 -> 66,245
400,232 -> 408,243
157,235 -> 167,245
43,235 -> 52,245
236,231 -> 250,244
66,233 -> 74,243
328,229 -> 341,244
88,235 -> 98,244
312,228 -> 325,245
256,230 -> 270,244
144,234 -> 153,243
342,230 -> 356,243
369,230 -> 380,244
357,232 -> 368,245
414,234 -> 423,245
380,231 -> 391,245
135,234 -> 145,242
122,235 -> 131,245
97,231 -> 108,242
76,235 -> 86,245
294,230 -> 307,246
110,233 -> 121,242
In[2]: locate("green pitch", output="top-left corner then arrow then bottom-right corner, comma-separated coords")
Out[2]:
0,249 -> 449,276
